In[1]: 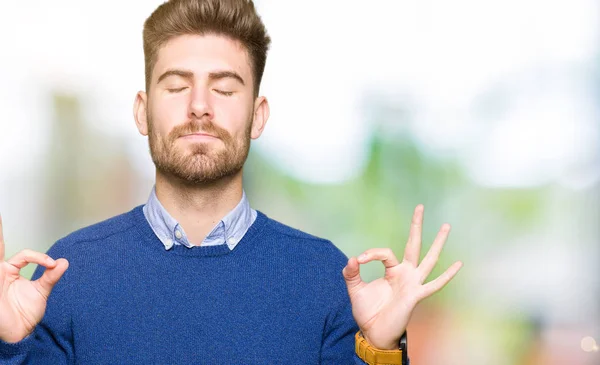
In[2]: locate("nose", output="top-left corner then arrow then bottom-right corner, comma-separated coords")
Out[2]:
188,86 -> 213,120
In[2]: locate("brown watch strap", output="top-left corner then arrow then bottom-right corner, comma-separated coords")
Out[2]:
354,331 -> 404,365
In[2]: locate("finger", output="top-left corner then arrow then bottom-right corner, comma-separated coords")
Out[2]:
357,248 -> 400,269
418,223 -> 451,281
421,261 -> 463,298
33,258 -> 69,299
7,249 -> 57,270
342,257 -> 366,294
403,204 -> 424,265
0,214 -> 4,261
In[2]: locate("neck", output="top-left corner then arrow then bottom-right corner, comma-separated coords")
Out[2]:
154,170 -> 244,245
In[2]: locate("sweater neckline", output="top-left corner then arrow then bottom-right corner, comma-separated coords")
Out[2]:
131,205 -> 268,258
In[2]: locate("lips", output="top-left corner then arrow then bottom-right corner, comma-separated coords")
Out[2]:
180,133 -> 218,139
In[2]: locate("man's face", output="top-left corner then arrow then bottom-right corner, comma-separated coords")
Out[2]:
139,34 -> 265,184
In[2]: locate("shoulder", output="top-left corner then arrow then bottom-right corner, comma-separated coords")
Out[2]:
47,206 -> 142,256
259,213 -> 352,311
260,213 -> 349,265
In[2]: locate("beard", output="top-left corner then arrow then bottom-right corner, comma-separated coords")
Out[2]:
147,114 -> 252,185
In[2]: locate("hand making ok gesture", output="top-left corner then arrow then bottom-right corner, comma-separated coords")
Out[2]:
343,205 -> 463,350
0,215 -> 69,343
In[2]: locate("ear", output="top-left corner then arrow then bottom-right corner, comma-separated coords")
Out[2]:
133,91 -> 149,136
250,96 -> 270,140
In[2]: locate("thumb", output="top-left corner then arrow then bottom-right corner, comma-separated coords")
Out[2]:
342,257 -> 364,294
34,258 -> 69,299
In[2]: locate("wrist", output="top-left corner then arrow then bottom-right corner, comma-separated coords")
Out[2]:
0,325 -> 33,344
0,332 -> 28,344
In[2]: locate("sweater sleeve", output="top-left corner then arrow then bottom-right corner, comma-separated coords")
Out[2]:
0,335 -> 33,364
318,296 -> 395,365
320,293 -> 359,364
0,322 -> 73,365
0,244 -> 74,364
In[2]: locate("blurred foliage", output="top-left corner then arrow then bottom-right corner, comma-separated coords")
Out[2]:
248,132 -> 465,285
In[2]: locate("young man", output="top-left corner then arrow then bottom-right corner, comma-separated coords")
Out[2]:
0,0 -> 462,363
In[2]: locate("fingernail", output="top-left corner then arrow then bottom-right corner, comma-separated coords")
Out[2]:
358,254 -> 367,261
47,257 -> 56,265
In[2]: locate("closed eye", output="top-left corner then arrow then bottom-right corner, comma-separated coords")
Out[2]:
214,89 -> 234,96
167,87 -> 188,93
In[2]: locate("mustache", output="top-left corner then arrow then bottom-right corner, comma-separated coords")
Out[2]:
168,120 -> 231,142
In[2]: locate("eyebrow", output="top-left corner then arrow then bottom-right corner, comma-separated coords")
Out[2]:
208,70 -> 245,86
157,69 -> 194,84
156,69 -> 245,86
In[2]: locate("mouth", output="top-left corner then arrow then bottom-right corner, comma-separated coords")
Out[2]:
179,133 -> 219,141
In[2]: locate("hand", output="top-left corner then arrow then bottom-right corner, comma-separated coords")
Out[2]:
0,214 -> 69,343
342,204 -> 462,350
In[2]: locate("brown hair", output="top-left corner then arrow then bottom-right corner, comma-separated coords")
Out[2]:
143,0 -> 271,96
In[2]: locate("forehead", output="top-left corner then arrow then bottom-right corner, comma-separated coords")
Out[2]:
153,34 -> 252,82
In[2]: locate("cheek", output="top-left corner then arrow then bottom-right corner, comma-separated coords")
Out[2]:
150,97 -> 187,136
214,98 -> 254,135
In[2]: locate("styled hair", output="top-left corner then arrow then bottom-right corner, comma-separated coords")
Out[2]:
143,0 -> 271,96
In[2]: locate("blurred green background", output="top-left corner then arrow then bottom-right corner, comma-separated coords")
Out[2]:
1,1 -> 599,364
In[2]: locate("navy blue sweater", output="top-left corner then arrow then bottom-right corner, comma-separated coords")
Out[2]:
0,206 -> 368,364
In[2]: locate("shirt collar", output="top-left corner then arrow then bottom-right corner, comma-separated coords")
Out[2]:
142,186 -> 256,251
